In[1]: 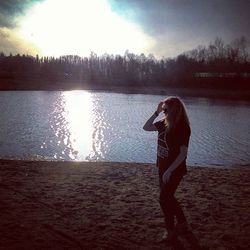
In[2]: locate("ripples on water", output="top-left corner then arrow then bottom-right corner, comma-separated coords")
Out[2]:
0,91 -> 249,166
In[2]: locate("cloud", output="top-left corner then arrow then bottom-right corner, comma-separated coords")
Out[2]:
0,27 -> 38,54
110,0 -> 250,34
0,0 -> 43,28
1,0 -> 250,57
110,0 -> 250,57
0,0 -> 43,54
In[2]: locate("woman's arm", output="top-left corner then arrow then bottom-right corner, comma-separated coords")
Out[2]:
162,145 -> 188,184
143,101 -> 164,131
143,112 -> 158,131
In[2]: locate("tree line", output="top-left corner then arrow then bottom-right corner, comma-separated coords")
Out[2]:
0,37 -> 249,91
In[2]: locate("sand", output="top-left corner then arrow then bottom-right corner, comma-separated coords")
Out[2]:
0,160 -> 249,250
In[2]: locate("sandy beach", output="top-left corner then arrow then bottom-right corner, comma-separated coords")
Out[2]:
0,160 -> 249,250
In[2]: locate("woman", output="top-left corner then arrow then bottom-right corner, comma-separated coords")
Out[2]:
143,96 -> 191,244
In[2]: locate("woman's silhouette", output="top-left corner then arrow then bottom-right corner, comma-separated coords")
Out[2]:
143,96 -> 191,245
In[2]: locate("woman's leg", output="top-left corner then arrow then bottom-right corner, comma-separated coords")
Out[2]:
159,174 -> 186,232
172,196 -> 187,225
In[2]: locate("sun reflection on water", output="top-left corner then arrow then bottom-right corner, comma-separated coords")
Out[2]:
62,90 -> 94,160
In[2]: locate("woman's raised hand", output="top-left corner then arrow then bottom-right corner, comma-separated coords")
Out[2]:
157,101 -> 164,114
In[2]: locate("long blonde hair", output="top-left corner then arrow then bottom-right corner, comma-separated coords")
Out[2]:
162,96 -> 190,131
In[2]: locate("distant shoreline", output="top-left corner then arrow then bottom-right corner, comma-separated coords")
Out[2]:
0,79 -> 250,100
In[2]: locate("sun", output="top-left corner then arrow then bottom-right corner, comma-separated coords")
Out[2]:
18,0 -> 154,57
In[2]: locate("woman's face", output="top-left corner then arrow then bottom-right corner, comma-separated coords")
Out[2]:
162,103 -> 169,117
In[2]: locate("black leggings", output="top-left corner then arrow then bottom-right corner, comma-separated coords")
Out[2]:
159,173 -> 187,231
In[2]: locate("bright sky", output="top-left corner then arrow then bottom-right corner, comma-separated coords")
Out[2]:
0,0 -> 250,58
17,0 -> 155,57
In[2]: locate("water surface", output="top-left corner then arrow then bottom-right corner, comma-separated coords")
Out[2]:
0,91 -> 249,167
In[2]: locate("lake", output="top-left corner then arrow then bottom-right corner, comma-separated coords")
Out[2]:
0,91 -> 249,167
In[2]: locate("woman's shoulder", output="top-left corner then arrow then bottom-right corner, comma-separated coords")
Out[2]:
154,119 -> 166,132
